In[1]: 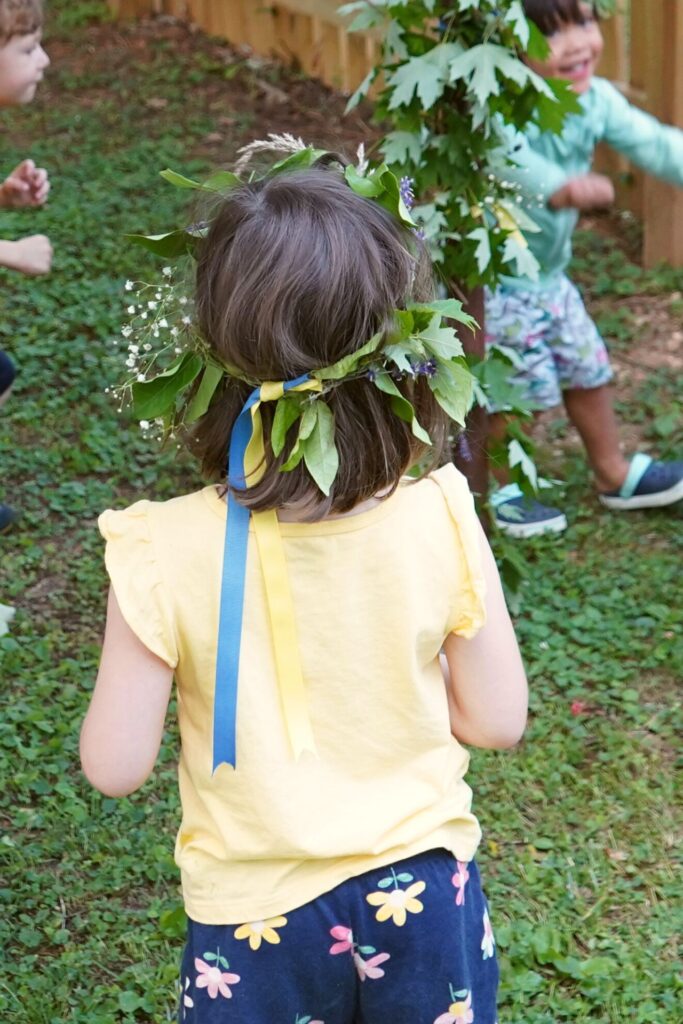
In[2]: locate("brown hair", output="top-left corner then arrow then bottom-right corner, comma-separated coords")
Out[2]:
0,0 -> 43,42
523,0 -> 597,35
191,164 -> 450,519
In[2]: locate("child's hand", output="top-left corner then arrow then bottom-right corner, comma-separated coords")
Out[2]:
0,235 -> 53,275
0,160 -> 50,208
549,173 -> 615,211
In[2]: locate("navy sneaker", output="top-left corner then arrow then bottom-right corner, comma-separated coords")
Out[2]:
0,503 -> 17,533
491,484 -> 568,539
599,454 -> 683,510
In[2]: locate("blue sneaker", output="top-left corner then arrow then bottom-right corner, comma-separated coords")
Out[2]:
0,503 -> 16,533
599,454 -> 683,510
491,484 -> 568,539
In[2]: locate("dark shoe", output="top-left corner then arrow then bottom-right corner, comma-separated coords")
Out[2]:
599,454 -> 683,510
0,503 -> 17,533
492,484 -> 567,538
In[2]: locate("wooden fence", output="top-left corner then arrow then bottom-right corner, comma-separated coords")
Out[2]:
109,0 -> 683,267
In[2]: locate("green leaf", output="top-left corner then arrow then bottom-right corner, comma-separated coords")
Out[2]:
395,871 -> 414,882
373,374 -> 432,445
505,1 -> 530,48
430,361 -> 474,426
387,45 -> 464,112
271,396 -> 302,456
501,235 -> 540,281
185,362 -> 224,423
345,163 -> 383,198
299,402 -> 318,441
126,229 -> 198,258
377,876 -> 393,889
508,437 -> 538,490
467,227 -> 491,274
159,168 -> 203,189
118,991 -> 144,1013
302,403 -> 339,495
268,148 -> 329,175
316,331 -> 383,381
203,169 -> 241,191
417,316 -> 466,359
345,67 -> 378,113
409,299 -> 477,330
382,130 -> 423,167
132,352 -> 203,420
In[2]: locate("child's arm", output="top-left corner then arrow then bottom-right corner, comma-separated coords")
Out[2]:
80,587 -> 174,797
0,160 -> 50,208
0,235 -> 52,275
442,523 -> 528,749
596,79 -> 683,187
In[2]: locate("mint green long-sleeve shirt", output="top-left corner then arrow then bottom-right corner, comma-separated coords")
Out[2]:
501,76 -> 683,290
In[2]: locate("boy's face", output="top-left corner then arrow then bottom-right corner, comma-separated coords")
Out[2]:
525,3 -> 603,94
0,31 -> 49,106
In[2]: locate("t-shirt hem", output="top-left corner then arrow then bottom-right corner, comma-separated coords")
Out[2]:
181,827 -> 482,926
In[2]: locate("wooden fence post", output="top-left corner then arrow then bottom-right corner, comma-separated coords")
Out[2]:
632,0 -> 683,266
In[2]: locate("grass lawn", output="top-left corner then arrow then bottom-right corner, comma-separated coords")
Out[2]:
0,3 -> 681,1021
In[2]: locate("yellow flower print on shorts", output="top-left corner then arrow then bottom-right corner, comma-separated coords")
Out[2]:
233,915 -> 288,950
366,866 -> 426,926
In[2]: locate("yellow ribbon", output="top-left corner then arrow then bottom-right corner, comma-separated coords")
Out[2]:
244,379 -> 321,759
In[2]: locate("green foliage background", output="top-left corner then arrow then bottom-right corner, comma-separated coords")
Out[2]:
0,3 -> 680,1022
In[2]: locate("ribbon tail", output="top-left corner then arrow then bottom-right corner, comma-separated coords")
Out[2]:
252,508 -> 317,760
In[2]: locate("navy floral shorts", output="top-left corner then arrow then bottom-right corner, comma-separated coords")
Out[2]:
178,848 -> 498,1024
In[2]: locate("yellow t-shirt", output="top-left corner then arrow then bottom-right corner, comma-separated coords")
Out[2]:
99,463 -> 486,925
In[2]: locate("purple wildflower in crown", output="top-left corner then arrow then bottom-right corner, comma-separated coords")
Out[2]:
456,433 -> 473,462
399,176 -> 416,212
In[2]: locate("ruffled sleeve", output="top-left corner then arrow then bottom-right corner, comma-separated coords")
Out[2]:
98,502 -> 179,668
431,464 -> 487,639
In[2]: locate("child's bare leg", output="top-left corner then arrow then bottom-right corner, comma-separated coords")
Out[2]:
562,384 -> 630,492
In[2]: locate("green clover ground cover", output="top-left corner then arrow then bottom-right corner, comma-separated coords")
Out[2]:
0,4 -> 681,1021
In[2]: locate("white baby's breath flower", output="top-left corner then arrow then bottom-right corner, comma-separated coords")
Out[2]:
143,343 -> 152,351
179,296 -> 188,305
158,318 -> 168,329
162,266 -> 172,277
170,327 -> 179,337
126,357 -> 136,368
127,305 -> 136,314
137,374 -> 146,382
121,326 -> 132,338
128,344 -> 139,354
139,420 -> 150,429
182,315 -> 192,325
125,280 -> 134,291
174,346 -> 182,354
148,301 -> 158,310
140,312 -> 147,320
155,292 -> 162,300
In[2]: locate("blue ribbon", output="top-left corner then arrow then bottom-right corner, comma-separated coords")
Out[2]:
212,374 -> 311,772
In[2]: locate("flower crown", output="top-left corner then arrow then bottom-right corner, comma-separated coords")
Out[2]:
118,137 -> 476,495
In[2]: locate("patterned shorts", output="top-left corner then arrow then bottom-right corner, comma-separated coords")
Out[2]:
178,849 -> 498,1024
484,274 -> 613,411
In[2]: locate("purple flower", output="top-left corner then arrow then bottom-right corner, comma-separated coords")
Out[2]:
456,433 -> 473,462
399,176 -> 415,211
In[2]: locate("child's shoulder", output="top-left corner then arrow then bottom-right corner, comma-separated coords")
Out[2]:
407,463 -> 477,522
98,486 -> 219,542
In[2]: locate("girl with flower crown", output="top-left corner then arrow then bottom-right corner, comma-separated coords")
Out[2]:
80,150 -> 527,1024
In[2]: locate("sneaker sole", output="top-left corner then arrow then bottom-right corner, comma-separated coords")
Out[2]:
496,513 -> 568,539
599,477 -> 683,510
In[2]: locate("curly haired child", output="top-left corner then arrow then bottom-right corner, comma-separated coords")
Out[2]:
81,160 -> 528,1024
0,0 -> 52,531
487,0 -> 683,537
